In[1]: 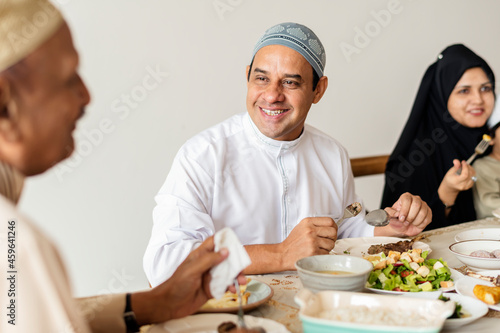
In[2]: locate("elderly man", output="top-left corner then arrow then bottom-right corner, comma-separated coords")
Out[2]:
0,1 -> 245,332
144,22 -> 433,286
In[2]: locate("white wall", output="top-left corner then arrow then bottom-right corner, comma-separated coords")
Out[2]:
18,0 -> 500,296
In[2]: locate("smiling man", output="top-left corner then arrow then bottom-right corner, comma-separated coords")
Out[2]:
144,22 -> 432,286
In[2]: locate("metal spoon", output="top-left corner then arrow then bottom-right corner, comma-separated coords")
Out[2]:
365,209 -> 390,227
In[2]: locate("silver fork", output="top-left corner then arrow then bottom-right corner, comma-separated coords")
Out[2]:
456,135 -> 491,175
234,278 -> 247,329
335,202 -> 362,226
234,279 -> 265,332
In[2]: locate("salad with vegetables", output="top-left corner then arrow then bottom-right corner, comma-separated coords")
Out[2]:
365,249 -> 454,292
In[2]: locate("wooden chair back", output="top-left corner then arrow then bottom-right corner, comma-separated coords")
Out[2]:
350,154 -> 390,177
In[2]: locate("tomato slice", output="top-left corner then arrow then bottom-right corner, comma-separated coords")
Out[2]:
400,271 -> 413,278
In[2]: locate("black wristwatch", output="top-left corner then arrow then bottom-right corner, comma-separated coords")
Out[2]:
124,293 -> 141,333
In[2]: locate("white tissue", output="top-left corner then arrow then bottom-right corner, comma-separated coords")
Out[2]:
209,227 -> 251,299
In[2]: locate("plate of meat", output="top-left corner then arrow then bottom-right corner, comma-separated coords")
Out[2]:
331,237 -> 431,257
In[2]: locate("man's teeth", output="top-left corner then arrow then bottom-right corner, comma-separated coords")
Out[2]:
470,109 -> 483,114
262,108 -> 286,116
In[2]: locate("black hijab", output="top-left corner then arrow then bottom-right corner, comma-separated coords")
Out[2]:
381,44 -> 495,230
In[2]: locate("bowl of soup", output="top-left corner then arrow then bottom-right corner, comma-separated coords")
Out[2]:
295,255 -> 373,292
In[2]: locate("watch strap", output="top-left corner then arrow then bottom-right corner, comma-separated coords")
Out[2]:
124,293 -> 141,333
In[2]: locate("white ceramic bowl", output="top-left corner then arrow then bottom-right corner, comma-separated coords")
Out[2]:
449,240 -> 500,270
295,255 -> 373,292
294,289 -> 454,333
454,228 -> 500,242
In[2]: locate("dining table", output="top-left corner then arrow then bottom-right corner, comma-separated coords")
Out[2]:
145,217 -> 500,333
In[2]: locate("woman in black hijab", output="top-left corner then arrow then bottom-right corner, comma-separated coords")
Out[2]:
381,44 -> 495,230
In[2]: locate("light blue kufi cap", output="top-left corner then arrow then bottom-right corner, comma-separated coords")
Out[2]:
251,22 -> 326,77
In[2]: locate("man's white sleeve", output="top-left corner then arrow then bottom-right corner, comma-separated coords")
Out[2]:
143,152 -> 216,287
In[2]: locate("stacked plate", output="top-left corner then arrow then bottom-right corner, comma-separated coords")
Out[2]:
454,228 -> 500,242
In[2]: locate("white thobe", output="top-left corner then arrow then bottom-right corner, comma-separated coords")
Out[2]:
144,113 -> 375,286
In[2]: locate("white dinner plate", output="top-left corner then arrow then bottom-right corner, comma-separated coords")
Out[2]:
454,228 -> 500,242
441,293 -> 489,329
331,237 -> 431,256
198,279 -> 273,313
148,313 -> 290,333
366,268 -> 462,295
455,275 -> 500,311
401,292 -> 488,329
493,208 -> 500,218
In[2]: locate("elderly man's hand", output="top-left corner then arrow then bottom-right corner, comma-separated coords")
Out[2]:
131,237 -> 246,325
375,192 -> 432,237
